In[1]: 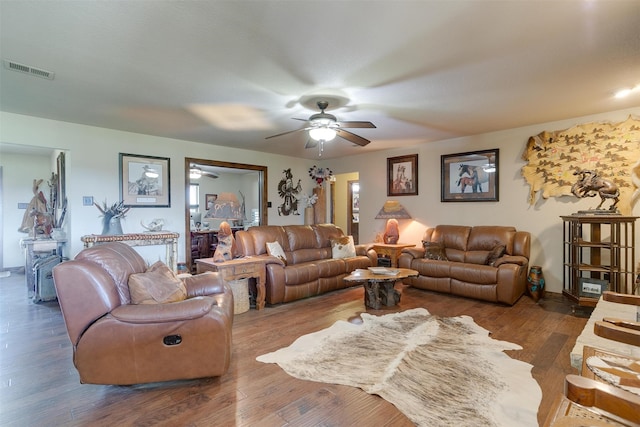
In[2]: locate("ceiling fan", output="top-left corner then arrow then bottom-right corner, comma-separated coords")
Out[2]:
189,165 -> 219,180
265,100 -> 376,150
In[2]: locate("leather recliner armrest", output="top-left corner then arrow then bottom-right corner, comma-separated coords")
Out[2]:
402,247 -> 425,259
110,297 -> 217,324
493,255 -> 528,267
184,271 -> 227,297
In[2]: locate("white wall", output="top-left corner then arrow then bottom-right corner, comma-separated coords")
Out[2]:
0,112 -> 321,268
329,107 -> 640,294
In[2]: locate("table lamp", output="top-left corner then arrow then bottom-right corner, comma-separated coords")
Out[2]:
375,201 -> 412,244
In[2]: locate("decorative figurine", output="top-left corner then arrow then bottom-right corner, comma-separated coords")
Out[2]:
213,221 -> 239,262
571,169 -> 620,211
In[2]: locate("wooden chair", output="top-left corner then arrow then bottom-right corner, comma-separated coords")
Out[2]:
544,374 -> 640,426
594,292 -> 640,347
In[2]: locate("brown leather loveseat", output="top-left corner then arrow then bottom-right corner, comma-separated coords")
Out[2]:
398,225 -> 530,305
235,224 -> 377,304
52,242 -> 234,385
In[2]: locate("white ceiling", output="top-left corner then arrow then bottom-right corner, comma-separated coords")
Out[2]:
1,1 -> 639,160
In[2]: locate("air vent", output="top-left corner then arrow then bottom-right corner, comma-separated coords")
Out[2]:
3,59 -> 55,80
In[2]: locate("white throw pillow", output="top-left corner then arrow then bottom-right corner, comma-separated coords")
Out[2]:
331,235 -> 356,259
266,241 -> 287,265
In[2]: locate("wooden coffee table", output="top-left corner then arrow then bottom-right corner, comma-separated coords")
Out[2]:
344,268 -> 418,310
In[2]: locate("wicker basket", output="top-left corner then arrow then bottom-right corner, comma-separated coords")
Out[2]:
228,279 -> 249,314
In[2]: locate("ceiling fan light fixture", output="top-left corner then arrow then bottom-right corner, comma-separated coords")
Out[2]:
309,127 -> 336,142
190,166 -> 202,179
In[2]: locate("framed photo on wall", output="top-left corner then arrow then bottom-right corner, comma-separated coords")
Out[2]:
119,153 -> 171,207
441,149 -> 499,202
205,194 -> 218,211
387,154 -> 418,196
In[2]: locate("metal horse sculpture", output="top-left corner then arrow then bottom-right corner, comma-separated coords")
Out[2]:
571,169 -> 620,211
458,164 -> 487,193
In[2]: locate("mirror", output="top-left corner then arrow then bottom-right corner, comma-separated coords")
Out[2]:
0,143 -> 67,270
184,157 -> 267,273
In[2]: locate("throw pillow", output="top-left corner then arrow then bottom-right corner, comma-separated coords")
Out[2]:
486,245 -> 506,266
266,241 -> 287,265
128,261 -> 187,304
331,235 -> 356,259
423,241 -> 448,260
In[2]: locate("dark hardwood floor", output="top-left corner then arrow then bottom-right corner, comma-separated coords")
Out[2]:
0,272 -> 590,426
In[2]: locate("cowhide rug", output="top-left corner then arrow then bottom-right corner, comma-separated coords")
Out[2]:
257,308 -> 541,426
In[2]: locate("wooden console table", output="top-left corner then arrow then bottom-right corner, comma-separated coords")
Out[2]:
196,257 -> 266,310
81,232 -> 179,272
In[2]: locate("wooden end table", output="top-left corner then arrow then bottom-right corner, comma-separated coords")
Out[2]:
371,243 -> 415,268
344,268 -> 418,310
196,257 -> 266,310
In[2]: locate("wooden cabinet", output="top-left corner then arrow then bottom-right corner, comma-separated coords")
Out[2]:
561,214 -> 637,307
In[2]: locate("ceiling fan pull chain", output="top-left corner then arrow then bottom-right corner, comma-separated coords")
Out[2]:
319,140 -> 324,157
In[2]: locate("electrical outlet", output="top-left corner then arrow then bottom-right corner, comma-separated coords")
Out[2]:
18,203 -> 28,209
83,196 -> 93,206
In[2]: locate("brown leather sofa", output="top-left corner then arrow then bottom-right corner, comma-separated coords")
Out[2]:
52,242 -> 234,385
235,224 -> 377,304
398,225 -> 530,305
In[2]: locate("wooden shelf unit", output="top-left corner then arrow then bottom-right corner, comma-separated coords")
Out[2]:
561,214 -> 638,307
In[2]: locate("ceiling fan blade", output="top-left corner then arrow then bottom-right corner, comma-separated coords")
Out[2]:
336,129 -> 371,146
337,121 -> 376,129
292,117 -> 309,122
265,127 -> 311,139
202,172 -> 219,179
305,139 -> 318,149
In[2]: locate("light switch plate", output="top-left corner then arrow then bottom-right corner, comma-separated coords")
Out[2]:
82,196 -> 93,206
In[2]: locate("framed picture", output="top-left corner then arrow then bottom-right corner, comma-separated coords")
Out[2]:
578,277 -> 609,299
119,153 -> 170,207
387,154 -> 418,196
441,149 -> 499,202
205,194 -> 218,211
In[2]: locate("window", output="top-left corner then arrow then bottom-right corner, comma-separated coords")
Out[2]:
189,183 -> 199,213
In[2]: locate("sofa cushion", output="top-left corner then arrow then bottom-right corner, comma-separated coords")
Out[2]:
128,261 -> 187,304
331,236 -> 356,259
486,245 -> 506,266
423,241 -> 448,260
266,241 -> 287,265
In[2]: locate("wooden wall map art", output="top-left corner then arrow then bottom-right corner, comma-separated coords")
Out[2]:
521,116 -> 640,215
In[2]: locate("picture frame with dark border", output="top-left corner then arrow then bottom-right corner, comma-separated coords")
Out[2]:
578,277 -> 609,299
387,154 -> 418,196
205,194 -> 218,211
119,153 -> 171,208
441,148 -> 499,202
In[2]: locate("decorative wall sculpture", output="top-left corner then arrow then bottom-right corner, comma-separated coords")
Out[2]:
521,116 -> 640,215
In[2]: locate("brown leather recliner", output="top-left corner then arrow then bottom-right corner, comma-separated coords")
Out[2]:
52,242 -> 233,385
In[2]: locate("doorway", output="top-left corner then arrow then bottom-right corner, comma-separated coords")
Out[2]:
347,180 -> 359,244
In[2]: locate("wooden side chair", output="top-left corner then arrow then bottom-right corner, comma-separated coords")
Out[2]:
594,291 -> 640,347
544,374 -> 640,426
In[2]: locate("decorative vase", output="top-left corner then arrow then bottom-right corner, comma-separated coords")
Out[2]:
527,265 -> 545,302
102,216 -> 123,235
304,207 -> 314,225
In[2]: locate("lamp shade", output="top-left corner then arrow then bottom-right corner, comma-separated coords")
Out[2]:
309,127 -> 337,141
375,201 -> 411,219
